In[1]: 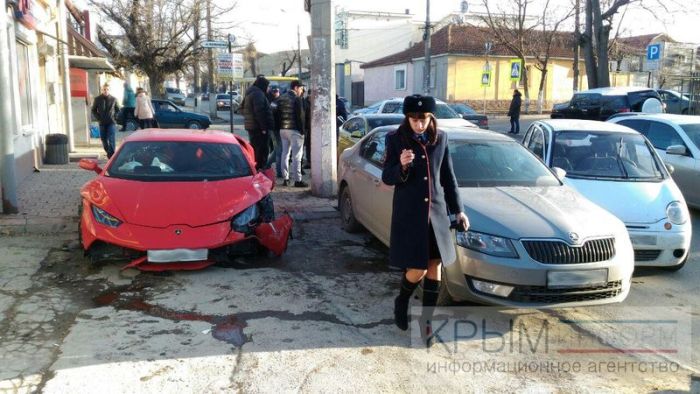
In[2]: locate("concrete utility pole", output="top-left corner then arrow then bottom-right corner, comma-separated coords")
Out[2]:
573,0 -> 580,92
206,0 -> 216,118
0,0 -> 19,213
423,0 -> 431,95
310,0 -> 336,197
297,25 -> 302,78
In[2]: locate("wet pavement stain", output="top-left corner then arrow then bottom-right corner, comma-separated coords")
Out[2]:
93,287 -> 247,347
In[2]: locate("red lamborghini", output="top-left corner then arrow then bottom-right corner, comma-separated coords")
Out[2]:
78,129 -> 292,271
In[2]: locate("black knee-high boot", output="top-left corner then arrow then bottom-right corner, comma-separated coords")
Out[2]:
421,278 -> 440,345
394,274 -> 420,331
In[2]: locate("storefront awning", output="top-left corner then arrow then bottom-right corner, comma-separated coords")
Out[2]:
68,56 -> 115,72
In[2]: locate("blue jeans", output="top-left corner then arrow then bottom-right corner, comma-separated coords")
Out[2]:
269,129 -> 283,177
99,123 -> 117,158
509,116 -> 520,134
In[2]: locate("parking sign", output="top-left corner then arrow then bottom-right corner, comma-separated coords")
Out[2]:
647,44 -> 661,60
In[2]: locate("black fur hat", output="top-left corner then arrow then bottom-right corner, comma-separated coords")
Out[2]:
403,94 -> 436,115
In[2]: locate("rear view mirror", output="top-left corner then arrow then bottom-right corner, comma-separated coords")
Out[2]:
79,158 -> 102,174
665,163 -> 675,174
552,167 -> 567,180
351,131 -> 363,139
666,145 -> 687,156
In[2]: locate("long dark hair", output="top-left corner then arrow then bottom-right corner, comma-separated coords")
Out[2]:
398,113 -> 438,147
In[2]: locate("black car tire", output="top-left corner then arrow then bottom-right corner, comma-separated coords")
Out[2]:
125,119 -> 139,132
339,186 -> 362,233
187,120 -> 202,129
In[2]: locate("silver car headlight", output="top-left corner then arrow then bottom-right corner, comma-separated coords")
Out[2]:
666,201 -> 689,225
456,230 -> 518,258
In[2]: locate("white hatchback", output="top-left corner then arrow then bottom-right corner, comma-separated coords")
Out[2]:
522,119 -> 692,271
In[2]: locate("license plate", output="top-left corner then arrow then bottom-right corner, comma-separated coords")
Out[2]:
547,269 -> 608,289
147,248 -> 208,263
629,234 -> 657,246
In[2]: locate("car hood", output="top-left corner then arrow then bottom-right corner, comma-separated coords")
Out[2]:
83,174 -> 270,227
439,118 -> 478,128
563,177 -> 676,224
459,186 -> 622,241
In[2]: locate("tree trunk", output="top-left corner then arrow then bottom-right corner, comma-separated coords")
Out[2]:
537,68 -> 548,114
596,24 -> 611,87
583,0 -> 598,88
148,71 -> 166,99
573,0 -> 580,91
521,56 -> 530,114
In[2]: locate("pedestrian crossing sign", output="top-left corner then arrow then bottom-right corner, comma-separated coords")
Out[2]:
510,59 -> 522,81
480,71 -> 491,87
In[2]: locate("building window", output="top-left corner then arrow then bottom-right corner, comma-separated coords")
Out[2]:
394,66 -> 407,90
16,42 -> 32,129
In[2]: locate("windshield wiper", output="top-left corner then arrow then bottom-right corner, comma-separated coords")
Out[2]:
614,137 -> 628,178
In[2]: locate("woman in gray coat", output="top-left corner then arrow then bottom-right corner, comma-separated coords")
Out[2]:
382,94 -> 469,344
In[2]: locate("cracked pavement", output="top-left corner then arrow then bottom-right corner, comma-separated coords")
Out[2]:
1,209 -> 699,392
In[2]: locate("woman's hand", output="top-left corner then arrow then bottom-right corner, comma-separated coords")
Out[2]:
457,212 -> 470,232
400,149 -> 415,168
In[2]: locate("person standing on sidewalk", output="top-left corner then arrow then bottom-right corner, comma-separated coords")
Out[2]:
242,75 -> 275,170
270,88 -> 284,178
91,84 -> 120,159
276,80 -> 307,187
382,94 -> 469,346
134,88 -> 156,129
121,82 -> 137,131
507,89 -> 522,134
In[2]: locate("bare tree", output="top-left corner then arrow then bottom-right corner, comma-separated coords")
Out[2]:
279,50 -> 299,76
481,0 -> 538,113
579,0 -> 687,88
93,0 -> 237,97
531,1 -> 574,113
242,42 -> 261,77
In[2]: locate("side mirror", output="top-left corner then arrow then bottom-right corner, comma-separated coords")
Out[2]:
351,131 -> 363,139
552,167 -> 567,180
79,158 -> 102,174
665,163 -> 675,174
666,145 -> 687,156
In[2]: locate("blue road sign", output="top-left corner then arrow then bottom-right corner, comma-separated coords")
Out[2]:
647,44 -> 661,61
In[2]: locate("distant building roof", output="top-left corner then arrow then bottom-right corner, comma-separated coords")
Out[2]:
361,24 -> 576,69
616,33 -> 675,52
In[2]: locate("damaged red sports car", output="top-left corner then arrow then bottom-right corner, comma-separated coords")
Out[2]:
78,129 -> 292,271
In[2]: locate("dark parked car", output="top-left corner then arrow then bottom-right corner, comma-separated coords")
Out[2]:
550,101 -> 569,118
657,89 -> 694,115
117,99 -> 212,131
448,103 -> 489,129
555,87 -> 663,121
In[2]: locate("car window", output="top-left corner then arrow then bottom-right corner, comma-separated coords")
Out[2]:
527,128 -> 545,159
601,96 -> 628,110
344,118 -> 363,133
554,131 -> 664,180
646,121 -> 686,150
449,140 -> 559,187
382,102 -> 402,114
107,141 -> 252,181
679,124 -> 700,150
434,103 -> 462,119
360,131 -> 387,166
367,117 -> 403,131
617,119 -> 650,135
154,102 -> 177,112
628,90 -> 661,111
571,93 -> 600,108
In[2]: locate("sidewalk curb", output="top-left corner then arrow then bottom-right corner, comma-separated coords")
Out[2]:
0,215 -> 78,236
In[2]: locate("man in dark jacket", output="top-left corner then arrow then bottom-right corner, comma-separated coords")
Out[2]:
276,80 -> 307,187
335,95 -> 348,139
507,89 -> 522,134
91,83 -> 120,158
242,75 -> 275,170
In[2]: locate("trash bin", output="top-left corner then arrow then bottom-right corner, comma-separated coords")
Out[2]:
45,133 -> 69,164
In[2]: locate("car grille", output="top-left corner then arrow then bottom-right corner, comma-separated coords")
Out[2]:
634,249 -> 661,261
522,238 -> 616,264
508,280 -> 623,304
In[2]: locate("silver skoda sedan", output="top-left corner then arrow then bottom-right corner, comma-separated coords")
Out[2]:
338,126 -> 634,307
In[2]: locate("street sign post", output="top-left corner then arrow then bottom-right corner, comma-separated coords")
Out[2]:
202,41 -> 228,49
510,58 -> 522,82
